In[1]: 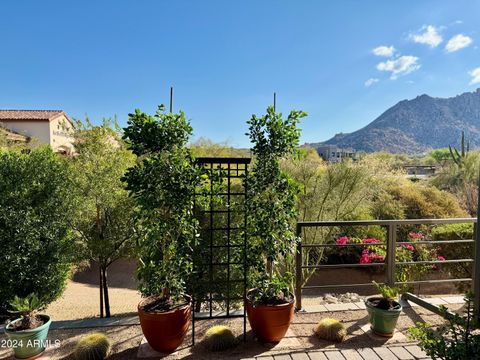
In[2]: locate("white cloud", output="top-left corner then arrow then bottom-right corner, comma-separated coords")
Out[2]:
372,46 -> 396,57
410,25 -> 443,47
376,55 -> 420,79
469,67 -> 480,85
445,34 -> 473,52
364,78 -> 379,87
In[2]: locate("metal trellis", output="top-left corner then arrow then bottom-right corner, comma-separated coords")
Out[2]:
191,157 -> 250,344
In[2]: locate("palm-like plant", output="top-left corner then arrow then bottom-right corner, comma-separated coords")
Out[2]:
372,281 -> 400,310
9,294 -> 44,330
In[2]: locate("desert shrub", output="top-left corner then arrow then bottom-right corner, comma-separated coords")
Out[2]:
432,223 -> 474,292
372,179 -> 466,220
314,318 -> 346,342
431,151 -> 480,216
281,149 -> 373,286
74,333 -> 111,360
190,137 -> 248,158
0,147 -> 75,312
203,325 -> 237,351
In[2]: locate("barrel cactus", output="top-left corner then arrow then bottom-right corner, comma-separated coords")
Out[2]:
74,332 -> 111,360
314,318 -> 346,342
203,325 -> 236,351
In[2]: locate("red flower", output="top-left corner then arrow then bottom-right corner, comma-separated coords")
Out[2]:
336,236 -> 349,245
360,249 -> 371,264
437,256 -> 446,261
370,254 -> 385,263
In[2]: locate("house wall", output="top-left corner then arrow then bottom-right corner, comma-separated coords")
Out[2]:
0,120 -> 50,144
50,115 -> 75,153
0,115 -> 75,153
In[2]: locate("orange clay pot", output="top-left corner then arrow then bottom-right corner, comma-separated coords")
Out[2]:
138,295 -> 192,353
246,289 -> 295,343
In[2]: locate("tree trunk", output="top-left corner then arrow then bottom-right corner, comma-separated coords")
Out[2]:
99,267 -> 104,318
267,257 -> 273,280
102,266 -> 111,318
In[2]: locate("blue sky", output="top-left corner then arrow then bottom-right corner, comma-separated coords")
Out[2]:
1,1 -> 479,147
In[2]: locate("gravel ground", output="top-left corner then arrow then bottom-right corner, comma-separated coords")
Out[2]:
0,303 -> 464,359
45,281 -> 141,321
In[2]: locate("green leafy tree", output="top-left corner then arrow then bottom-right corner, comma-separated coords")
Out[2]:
0,147 -> 75,312
69,119 -> 137,318
246,106 -> 307,302
123,105 -> 201,302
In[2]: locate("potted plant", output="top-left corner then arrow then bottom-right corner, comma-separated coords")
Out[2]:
5,294 -> 52,359
245,106 -> 307,342
365,281 -> 402,337
123,105 -> 200,353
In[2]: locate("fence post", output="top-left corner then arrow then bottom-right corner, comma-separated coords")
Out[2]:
295,223 -> 303,311
474,176 -> 480,322
387,224 -> 397,287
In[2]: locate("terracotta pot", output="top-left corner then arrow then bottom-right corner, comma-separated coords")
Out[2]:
138,295 -> 192,353
246,289 -> 295,343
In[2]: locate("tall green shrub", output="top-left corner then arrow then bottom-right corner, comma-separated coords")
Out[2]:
0,147 -> 74,311
432,223 -> 474,292
246,106 -> 306,301
123,105 -> 201,300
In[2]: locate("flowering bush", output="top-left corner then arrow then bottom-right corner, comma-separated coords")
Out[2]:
325,232 -> 445,286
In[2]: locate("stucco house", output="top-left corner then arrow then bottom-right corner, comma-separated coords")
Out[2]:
0,110 -> 75,154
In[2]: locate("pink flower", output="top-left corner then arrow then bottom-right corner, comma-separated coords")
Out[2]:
370,254 -> 385,263
401,243 -> 415,251
362,238 -> 380,244
409,232 -> 424,240
360,249 -> 371,264
336,236 -> 349,245
437,256 -> 446,261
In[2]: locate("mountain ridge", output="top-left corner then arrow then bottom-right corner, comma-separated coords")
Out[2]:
308,88 -> 480,154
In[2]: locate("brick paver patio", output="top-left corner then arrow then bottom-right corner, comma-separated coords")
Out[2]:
241,344 -> 429,359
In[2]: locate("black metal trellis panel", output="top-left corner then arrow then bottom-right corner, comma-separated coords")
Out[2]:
192,157 -> 250,344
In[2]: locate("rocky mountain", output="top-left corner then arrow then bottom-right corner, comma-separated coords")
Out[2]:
309,89 -> 480,154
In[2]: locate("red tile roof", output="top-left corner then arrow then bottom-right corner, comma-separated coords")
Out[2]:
0,110 -> 66,121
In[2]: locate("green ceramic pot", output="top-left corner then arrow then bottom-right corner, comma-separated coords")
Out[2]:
365,297 -> 402,337
5,315 -> 52,359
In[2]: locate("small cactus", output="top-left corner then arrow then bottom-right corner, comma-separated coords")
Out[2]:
314,318 -> 346,342
74,332 -> 111,360
203,325 -> 237,351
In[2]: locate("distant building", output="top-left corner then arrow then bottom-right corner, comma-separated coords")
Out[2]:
316,145 -> 356,163
0,110 -> 75,154
403,165 -> 437,181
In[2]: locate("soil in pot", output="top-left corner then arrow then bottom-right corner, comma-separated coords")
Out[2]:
138,295 -> 192,354
246,290 -> 295,343
366,298 -> 401,311
7,315 -> 48,332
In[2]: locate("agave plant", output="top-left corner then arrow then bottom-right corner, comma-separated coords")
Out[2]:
9,294 -> 44,330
